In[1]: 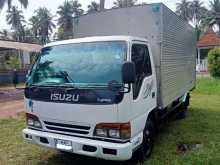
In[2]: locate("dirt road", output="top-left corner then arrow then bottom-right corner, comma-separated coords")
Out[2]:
0,88 -> 24,119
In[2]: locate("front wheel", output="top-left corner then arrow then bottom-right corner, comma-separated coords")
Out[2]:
141,118 -> 155,158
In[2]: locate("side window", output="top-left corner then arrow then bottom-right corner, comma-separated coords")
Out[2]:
132,44 -> 152,99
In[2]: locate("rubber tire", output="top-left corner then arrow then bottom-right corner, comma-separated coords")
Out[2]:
176,103 -> 188,120
141,118 -> 155,158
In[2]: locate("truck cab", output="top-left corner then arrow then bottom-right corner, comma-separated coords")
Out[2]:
23,36 -> 157,161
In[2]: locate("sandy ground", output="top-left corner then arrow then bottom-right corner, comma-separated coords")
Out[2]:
0,88 -> 24,119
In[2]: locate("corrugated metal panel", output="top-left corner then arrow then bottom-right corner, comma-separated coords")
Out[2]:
160,5 -> 196,107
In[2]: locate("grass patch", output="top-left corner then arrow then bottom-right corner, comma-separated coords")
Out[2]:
194,77 -> 220,95
1,77 -> 220,164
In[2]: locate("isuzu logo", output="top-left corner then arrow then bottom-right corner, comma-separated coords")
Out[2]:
50,93 -> 79,102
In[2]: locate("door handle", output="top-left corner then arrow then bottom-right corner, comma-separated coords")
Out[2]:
152,92 -> 155,98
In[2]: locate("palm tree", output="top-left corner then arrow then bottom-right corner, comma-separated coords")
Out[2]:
209,0 -> 220,29
57,1 -> 74,39
210,0 -> 220,12
190,0 -> 207,26
176,0 -> 191,21
29,16 -> 39,38
72,0 -> 84,17
188,0 -> 209,40
6,6 -> 25,41
88,1 -> 100,13
0,0 -> 28,10
32,8 -> 55,44
113,0 -> 137,8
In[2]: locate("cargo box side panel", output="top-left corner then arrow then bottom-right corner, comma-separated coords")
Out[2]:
160,5 -> 196,108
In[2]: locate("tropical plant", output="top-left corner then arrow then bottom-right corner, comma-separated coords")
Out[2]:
6,55 -> 21,69
208,0 -> 220,30
88,1 -> 100,13
31,8 -> 55,44
22,27 -> 38,43
72,0 -> 84,17
29,16 -> 39,38
113,0 -> 137,8
208,48 -> 220,78
190,0 -> 207,26
57,1 -> 74,39
0,29 -> 10,40
176,0 -> 191,21
6,6 -> 25,41
0,0 -> 28,10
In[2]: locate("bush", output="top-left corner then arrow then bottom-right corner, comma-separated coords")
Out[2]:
208,48 -> 220,78
6,56 -> 21,70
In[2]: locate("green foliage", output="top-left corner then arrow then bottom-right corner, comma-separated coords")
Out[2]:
113,0 -> 137,8
194,77 -> 220,95
57,1 -> 74,40
6,56 -> 21,69
6,6 -> 26,42
87,1 -> 100,13
30,8 -> 55,44
208,48 -> 220,78
0,0 -> 28,10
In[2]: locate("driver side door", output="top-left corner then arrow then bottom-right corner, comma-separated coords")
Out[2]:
131,42 -> 156,120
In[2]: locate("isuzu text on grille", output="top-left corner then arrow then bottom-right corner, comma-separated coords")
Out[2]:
50,93 -> 79,102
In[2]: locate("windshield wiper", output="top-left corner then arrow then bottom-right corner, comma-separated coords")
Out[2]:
59,71 -> 75,84
28,82 -> 78,89
81,84 -> 108,88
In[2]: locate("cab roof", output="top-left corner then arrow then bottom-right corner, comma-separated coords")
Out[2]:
45,36 -> 148,48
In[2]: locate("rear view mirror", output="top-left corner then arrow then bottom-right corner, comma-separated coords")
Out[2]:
122,62 -> 136,84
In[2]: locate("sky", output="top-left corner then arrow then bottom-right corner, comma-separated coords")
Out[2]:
0,0 -> 210,31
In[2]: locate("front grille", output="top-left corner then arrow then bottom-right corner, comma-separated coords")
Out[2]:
44,121 -> 90,135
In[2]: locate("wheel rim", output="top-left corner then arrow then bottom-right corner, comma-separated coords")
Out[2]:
143,126 -> 153,156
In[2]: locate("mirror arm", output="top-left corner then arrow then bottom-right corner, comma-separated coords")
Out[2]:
120,83 -> 131,94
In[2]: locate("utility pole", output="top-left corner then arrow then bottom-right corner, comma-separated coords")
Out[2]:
100,0 -> 105,11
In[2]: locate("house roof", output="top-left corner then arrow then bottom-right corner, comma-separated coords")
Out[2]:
197,27 -> 220,48
0,40 -> 42,52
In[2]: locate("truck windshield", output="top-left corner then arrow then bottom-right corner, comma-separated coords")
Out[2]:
27,41 -> 127,87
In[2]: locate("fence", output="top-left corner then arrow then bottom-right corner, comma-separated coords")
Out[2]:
197,59 -> 208,72
0,70 -> 27,85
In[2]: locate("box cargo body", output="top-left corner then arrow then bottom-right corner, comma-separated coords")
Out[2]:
73,3 -> 196,108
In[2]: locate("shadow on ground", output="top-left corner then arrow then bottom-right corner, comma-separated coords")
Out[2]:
36,150 -> 147,165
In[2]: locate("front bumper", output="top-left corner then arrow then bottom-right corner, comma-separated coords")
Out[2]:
22,128 -> 142,161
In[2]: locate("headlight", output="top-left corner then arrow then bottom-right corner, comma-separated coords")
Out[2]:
26,113 -> 42,129
34,120 -> 42,128
94,123 -> 131,140
27,118 -> 34,126
95,128 -> 108,137
109,129 -> 120,138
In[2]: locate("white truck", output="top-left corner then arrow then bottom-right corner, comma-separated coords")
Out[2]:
22,3 -> 196,161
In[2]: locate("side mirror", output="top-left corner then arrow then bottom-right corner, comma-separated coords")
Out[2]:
122,62 -> 136,84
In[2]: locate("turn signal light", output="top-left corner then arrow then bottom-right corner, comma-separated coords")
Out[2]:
94,123 -> 131,140
26,113 -> 42,129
